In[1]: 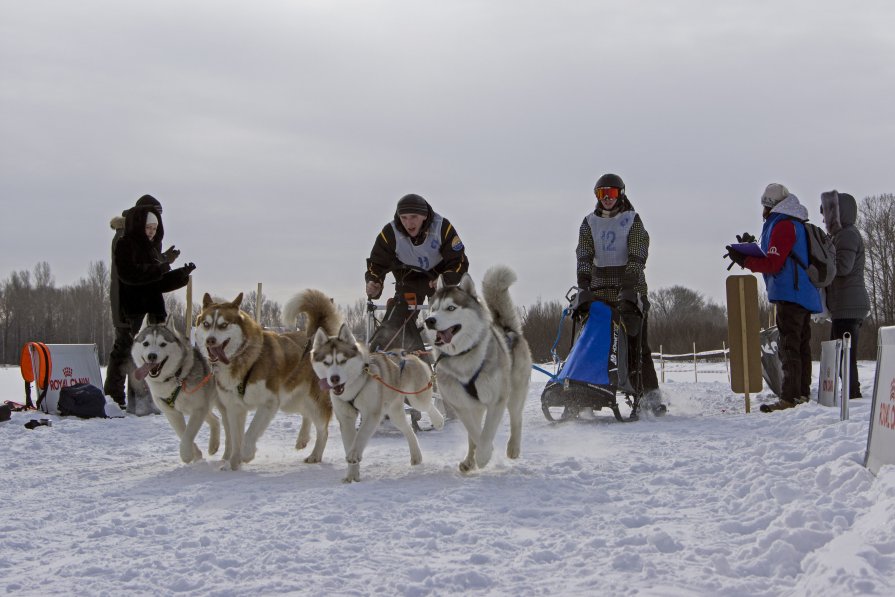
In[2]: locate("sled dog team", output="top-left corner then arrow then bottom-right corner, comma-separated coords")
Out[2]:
131,265 -> 531,481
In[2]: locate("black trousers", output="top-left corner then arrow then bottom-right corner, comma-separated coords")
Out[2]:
632,315 -> 659,394
776,302 -> 813,402
831,318 -> 863,398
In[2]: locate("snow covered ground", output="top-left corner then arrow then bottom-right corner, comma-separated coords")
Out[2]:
2,360 -> 893,596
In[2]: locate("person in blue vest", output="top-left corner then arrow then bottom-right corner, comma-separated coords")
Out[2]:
365,193 -> 469,307
574,173 -> 666,418
726,183 -> 822,412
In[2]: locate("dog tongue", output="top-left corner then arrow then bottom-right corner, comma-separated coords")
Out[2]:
318,378 -> 331,392
133,362 -> 152,381
436,328 -> 454,345
207,344 -> 230,364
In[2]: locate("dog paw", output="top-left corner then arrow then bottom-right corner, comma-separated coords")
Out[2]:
343,464 -> 360,483
475,445 -> 493,469
429,409 -> 445,430
410,454 -> 423,466
241,446 -> 256,463
295,438 -> 309,450
180,443 -> 201,463
459,459 -> 476,473
304,454 -> 322,464
506,443 -> 521,459
346,450 -> 361,464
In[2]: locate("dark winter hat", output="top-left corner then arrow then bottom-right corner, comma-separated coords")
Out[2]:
761,183 -> 789,208
136,194 -> 162,213
396,193 -> 429,216
595,173 -> 625,193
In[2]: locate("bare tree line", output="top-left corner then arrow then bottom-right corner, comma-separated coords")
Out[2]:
2,195 -> 892,366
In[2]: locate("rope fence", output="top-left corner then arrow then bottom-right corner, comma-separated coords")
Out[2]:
652,343 -> 731,384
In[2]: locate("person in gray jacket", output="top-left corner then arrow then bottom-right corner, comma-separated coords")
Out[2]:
820,190 -> 870,399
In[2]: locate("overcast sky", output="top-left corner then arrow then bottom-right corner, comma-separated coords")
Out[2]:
2,0 -> 893,314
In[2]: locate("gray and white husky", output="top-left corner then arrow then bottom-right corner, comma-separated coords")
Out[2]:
424,265 -> 532,473
132,318 -> 229,464
311,323 -> 444,483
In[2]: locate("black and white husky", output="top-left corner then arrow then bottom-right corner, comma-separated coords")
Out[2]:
132,318 -> 229,464
424,265 -> 532,472
311,324 -> 444,483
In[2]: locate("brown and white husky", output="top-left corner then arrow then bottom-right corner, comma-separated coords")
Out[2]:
194,290 -> 341,470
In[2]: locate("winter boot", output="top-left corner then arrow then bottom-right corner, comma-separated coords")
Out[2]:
642,390 -> 668,416
759,398 -> 797,413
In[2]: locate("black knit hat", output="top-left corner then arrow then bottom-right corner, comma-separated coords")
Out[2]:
396,194 -> 429,216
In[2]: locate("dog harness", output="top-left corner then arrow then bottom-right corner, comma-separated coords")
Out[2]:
363,353 -> 434,396
436,328 -> 518,401
160,365 -> 214,407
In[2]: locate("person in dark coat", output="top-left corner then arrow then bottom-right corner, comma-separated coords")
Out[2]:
103,195 -> 195,411
821,190 -> 870,399
727,183 -> 822,412
365,193 -> 468,306
575,173 -> 665,418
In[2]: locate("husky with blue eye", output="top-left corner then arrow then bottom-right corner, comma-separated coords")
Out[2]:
424,265 -> 532,473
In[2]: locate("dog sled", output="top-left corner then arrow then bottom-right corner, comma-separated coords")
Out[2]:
365,293 -> 450,431
539,288 -> 646,423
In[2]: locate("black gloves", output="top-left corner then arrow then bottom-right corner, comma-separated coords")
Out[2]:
570,289 -> 595,317
162,245 -> 181,264
184,262 -> 196,274
724,245 -> 748,270
736,232 -> 756,244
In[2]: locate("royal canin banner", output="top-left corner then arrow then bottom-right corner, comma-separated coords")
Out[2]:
26,344 -> 104,415
865,327 -> 895,475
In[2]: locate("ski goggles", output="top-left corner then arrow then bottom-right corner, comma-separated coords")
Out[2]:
595,187 -> 620,200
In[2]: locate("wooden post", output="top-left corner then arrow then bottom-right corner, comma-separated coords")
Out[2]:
739,281 -> 751,412
184,276 -> 193,337
727,275 -> 762,413
255,282 -> 262,324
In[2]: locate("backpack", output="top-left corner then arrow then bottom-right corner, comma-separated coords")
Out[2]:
791,221 -> 837,288
57,383 -> 108,418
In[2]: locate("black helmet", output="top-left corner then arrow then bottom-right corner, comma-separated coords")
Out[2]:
594,173 -> 625,193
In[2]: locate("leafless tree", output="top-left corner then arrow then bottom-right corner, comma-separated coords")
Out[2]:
861,194 -> 895,325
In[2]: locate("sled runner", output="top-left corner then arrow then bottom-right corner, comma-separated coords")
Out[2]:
365,294 -> 450,431
539,288 -> 643,423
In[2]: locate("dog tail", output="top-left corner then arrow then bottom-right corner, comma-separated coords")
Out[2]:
481,265 -> 523,334
283,289 -> 342,335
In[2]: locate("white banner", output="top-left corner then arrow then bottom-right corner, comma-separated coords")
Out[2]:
817,339 -> 841,407
864,326 -> 895,475
28,344 -> 104,415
